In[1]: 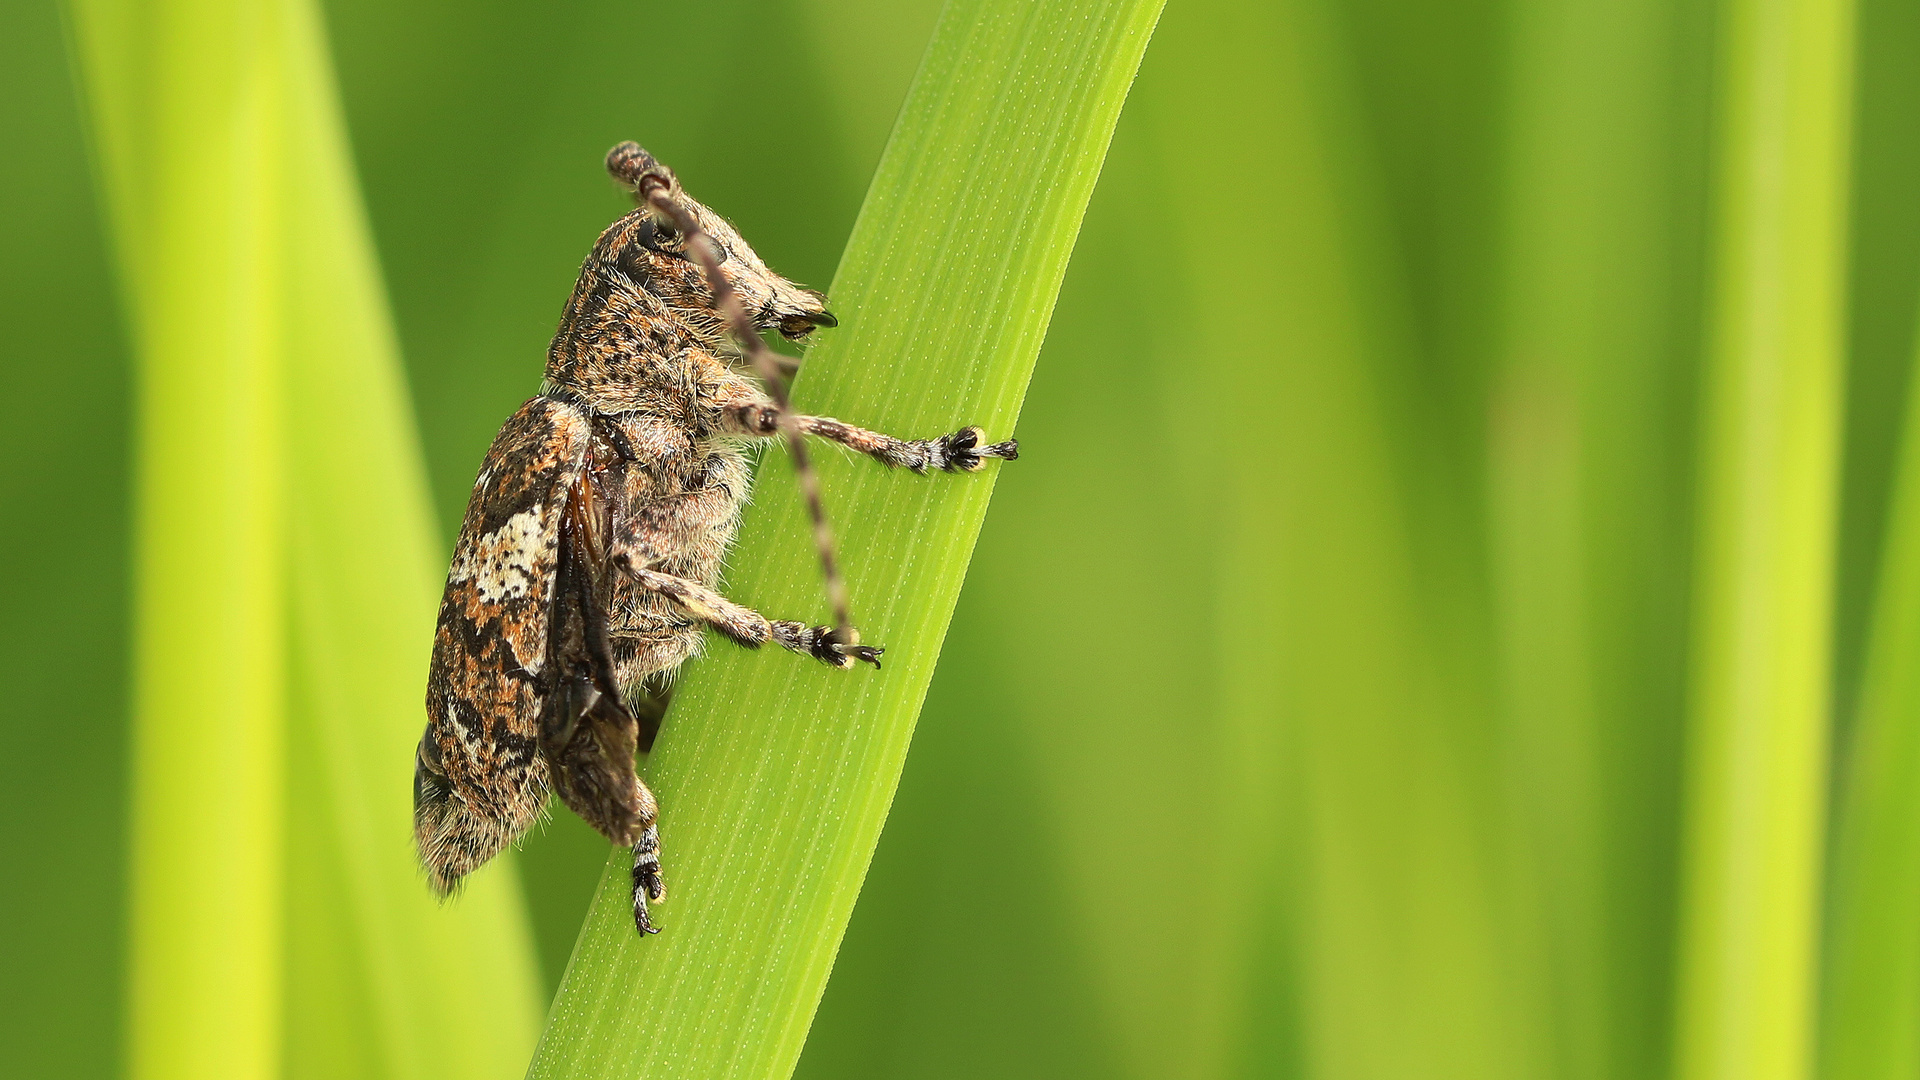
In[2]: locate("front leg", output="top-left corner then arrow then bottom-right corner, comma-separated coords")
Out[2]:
616,557 -> 884,669
721,398 -> 1019,474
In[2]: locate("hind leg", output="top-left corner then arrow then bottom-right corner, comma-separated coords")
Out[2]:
614,562 -> 884,668
632,814 -> 665,935
598,630 -> 685,933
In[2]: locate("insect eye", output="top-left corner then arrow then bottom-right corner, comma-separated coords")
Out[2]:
637,215 -> 681,250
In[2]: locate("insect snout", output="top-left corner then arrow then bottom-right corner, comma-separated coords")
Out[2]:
778,309 -> 838,341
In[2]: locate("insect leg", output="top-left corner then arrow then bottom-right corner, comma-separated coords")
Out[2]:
632,824 -> 665,934
722,400 -> 1018,473
631,782 -> 664,934
615,559 -> 884,668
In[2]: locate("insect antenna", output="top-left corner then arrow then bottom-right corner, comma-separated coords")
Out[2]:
634,174 -> 856,644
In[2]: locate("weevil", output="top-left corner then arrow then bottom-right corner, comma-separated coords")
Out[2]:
415,142 -> 1017,934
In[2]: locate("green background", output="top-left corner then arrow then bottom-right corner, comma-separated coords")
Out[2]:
6,0 -> 1919,1075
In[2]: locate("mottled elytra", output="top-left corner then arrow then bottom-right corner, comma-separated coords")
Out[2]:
415,142 -> 1018,934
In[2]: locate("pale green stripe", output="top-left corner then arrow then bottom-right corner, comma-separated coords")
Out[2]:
275,0 -> 542,1076
68,0 -> 290,1075
1672,0 -> 1855,1075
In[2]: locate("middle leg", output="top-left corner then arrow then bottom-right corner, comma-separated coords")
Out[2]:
614,557 -> 884,669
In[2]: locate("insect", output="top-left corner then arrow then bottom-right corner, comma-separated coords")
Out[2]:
414,141 -> 1017,935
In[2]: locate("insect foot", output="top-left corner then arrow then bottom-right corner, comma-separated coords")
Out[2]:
772,621 -> 886,669
938,426 -> 1019,472
632,824 -> 665,935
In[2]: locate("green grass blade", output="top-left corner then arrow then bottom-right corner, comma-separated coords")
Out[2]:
67,1 -> 291,1074
1829,0 -> 1920,744
793,79 -> 1167,1080
1819,10 -> 1920,1074
1489,0 -> 1706,1074
1157,1 -> 1522,1073
275,4 -> 543,1078
525,1 -> 1163,1076
1671,0 -> 1856,1074
0,2 -> 132,1074
1121,1 -> 1396,1072
800,59 -> 1248,1080
1819,305 -> 1920,1079
67,0 -> 543,1076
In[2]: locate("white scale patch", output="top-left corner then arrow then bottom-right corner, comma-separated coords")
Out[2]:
450,508 -> 547,603
444,691 -> 481,756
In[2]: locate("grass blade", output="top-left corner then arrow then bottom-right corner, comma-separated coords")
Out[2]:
1489,0 -> 1706,1073
68,1 -> 291,1073
792,69 -> 1167,1080
1818,11 -> 1920,1074
525,1 -> 1163,1076
67,0 -> 543,1075
276,4 -> 543,1077
1167,2 -> 1520,1073
1671,0 -> 1855,1074
0,2 -> 132,1074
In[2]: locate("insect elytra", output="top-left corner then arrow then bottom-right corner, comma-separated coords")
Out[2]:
415,142 -> 1018,934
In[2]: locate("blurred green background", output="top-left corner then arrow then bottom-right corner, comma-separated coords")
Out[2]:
6,0 -> 1919,1076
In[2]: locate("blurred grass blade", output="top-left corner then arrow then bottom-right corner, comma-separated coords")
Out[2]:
1141,0 -> 1534,1075
1820,304 -> 1920,1077
525,1 -> 1163,1077
67,0 -> 290,1074
67,0 -> 543,1076
1672,0 -> 1855,1074
1490,0 -> 1705,1074
274,2 -> 543,1078
1132,0 -> 1405,1073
